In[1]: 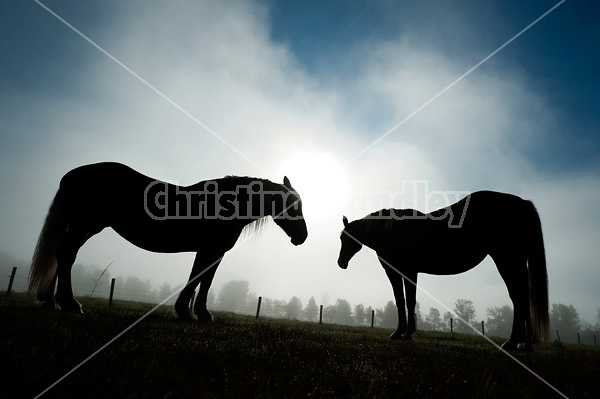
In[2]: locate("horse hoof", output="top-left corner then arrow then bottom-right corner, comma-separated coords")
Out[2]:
195,310 -> 215,322
174,307 -> 196,322
501,341 -> 518,351
401,333 -> 414,341
55,297 -> 83,314
517,343 -> 534,352
38,299 -> 58,310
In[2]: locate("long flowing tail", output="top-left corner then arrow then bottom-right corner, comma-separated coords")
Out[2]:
526,201 -> 550,343
28,189 -> 68,300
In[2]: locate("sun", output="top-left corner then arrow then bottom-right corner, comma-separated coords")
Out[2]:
276,151 -> 349,225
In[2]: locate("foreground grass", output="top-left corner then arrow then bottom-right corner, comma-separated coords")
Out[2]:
1,294 -> 599,398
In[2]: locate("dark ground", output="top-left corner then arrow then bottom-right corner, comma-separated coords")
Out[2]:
1,293 -> 599,398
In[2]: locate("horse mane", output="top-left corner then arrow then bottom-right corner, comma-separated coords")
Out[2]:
218,175 -> 283,239
241,216 -> 272,238
348,208 -> 425,242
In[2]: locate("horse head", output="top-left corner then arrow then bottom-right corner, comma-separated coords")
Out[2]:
338,215 -> 363,269
272,176 -> 308,246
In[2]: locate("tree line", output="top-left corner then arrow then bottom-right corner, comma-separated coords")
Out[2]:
1,253 -> 597,345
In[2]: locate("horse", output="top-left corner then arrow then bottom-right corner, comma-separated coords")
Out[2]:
337,190 -> 549,350
28,162 -> 308,320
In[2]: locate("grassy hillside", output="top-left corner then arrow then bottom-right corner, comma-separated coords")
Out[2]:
1,293 -> 598,398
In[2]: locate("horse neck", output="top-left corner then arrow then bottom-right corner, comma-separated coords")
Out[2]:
235,178 -> 278,235
353,218 -> 390,249
258,180 -> 284,218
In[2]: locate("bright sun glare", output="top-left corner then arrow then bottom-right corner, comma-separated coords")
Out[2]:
276,151 -> 349,226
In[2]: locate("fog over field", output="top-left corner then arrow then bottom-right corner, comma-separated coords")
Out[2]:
1,0 -> 599,324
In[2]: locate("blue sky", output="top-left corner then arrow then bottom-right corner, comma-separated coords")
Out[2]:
1,0 -> 599,323
267,0 -> 600,171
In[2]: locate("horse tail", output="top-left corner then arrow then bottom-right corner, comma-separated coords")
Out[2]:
28,188 -> 68,300
526,201 -> 549,343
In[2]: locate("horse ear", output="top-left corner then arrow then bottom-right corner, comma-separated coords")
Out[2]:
343,216 -> 349,228
283,176 -> 292,188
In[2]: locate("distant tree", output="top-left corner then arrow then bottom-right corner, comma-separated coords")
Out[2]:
580,322 -> 597,345
323,305 -> 336,324
322,299 -> 353,325
333,298 -> 353,325
443,311 -> 453,332
425,308 -> 442,331
118,275 -> 154,302
486,305 -> 513,338
260,297 -> 274,317
206,289 -> 216,309
217,280 -> 249,312
304,297 -> 319,322
244,292 -> 258,315
354,304 -> 366,325
158,283 -> 174,305
454,299 -> 477,334
286,296 -> 303,319
321,292 -> 330,308
415,301 -> 423,330
365,306 -> 374,326
381,301 -> 398,329
550,303 -> 581,343
270,299 -> 287,318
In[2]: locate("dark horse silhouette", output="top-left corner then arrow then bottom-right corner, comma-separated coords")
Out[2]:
28,162 -> 308,320
338,191 -> 549,350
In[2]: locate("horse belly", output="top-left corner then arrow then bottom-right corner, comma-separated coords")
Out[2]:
419,248 -> 488,276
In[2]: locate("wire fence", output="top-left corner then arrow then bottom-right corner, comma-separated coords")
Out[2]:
2,268 -> 597,345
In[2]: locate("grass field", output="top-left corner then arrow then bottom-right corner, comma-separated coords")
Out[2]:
1,293 -> 599,398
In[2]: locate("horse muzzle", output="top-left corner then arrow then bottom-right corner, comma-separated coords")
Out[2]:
337,258 -> 348,269
291,235 -> 307,246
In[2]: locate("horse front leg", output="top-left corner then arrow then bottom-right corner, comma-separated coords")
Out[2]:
193,264 -> 218,322
174,252 -> 223,321
383,264 -> 407,340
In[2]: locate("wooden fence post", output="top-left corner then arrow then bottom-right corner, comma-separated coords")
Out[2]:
481,321 -> 485,336
577,332 -> 580,345
319,305 -> 323,324
450,318 -> 453,333
556,330 -> 561,343
255,296 -> 262,319
6,267 -> 17,295
371,310 -> 375,328
109,278 -> 116,310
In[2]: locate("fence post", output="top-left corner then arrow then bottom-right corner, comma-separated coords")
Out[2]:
556,330 -> 561,343
577,332 -> 580,345
109,278 -> 116,310
255,296 -> 262,319
450,318 -> 453,333
6,267 -> 17,295
371,310 -> 375,328
481,321 -> 485,336
319,305 -> 323,324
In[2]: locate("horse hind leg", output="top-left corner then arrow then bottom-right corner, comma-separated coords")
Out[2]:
39,273 -> 58,309
493,254 -> 531,350
54,225 -> 99,313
